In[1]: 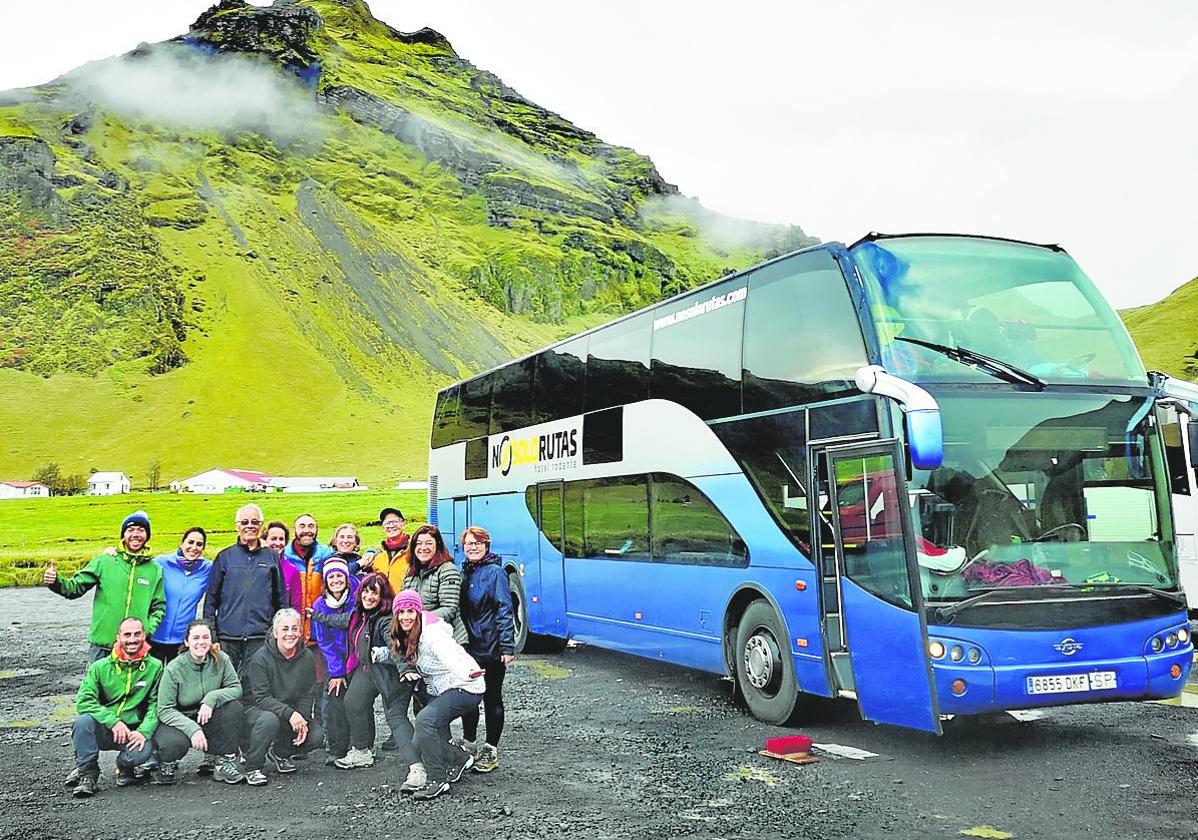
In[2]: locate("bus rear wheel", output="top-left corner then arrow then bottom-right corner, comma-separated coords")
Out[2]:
735,601 -> 799,725
508,570 -> 530,654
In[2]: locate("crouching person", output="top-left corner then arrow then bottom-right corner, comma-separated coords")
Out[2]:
66,617 -> 162,798
390,590 -> 485,800
242,608 -> 323,786
152,619 -> 246,785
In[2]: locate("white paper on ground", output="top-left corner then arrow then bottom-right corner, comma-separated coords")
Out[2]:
811,743 -> 880,760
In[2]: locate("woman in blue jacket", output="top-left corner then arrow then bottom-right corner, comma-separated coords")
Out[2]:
151,528 -> 212,663
458,526 -> 515,774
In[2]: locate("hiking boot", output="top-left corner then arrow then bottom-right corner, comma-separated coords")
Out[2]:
333,747 -> 374,769
472,743 -> 499,774
446,748 -> 475,783
196,753 -> 217,776
114,767 -> 138,788
151,762 -> 176,785
71,771 -> 99,799
244,769 -> 269,786
400,762 -> 426,794
213,755 -> 245,785
379,734 -> 399,751
267,748 -> 297,775
411,779 -> 450,801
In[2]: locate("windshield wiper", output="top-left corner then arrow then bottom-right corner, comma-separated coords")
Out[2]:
895,336 -> 1047,390
932,588 -> 1019,623
1080,583 -> 1187,606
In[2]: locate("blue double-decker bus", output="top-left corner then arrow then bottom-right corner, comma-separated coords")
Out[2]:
427,233 -> 1193,733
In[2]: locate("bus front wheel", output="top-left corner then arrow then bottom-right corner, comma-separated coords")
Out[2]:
735,601 -> 799,725
508,571 -> 530,654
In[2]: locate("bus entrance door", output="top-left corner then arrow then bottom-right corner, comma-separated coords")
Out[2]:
535,481 -> 567,635
825,442 -> 941,733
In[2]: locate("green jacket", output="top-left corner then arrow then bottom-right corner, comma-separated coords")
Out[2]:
75,649 -> 163,738
51,551 -> 167,646
156,650 -> 242,737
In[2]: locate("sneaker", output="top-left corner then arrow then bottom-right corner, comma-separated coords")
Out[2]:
244,769 -> 269,786
63,766 -> 81,789
472,743 -> 499,774
71,773 -> 99,798
333,747 -> 374,769
151,762 -> 176,785
197,753 -> 217,776
400,762 -> 426,794
411,780 -> 450,800
446,748 -> 475,783
114,767 -> 138,788
213,755 -> 246,785
267,748 -> 297,774
379,734 -> 399,751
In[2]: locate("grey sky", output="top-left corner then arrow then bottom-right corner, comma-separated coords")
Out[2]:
2,1 -> 1195,308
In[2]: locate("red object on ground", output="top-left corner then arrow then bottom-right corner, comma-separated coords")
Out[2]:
765,735 -> 813,755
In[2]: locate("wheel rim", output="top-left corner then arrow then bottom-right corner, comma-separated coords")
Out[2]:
510,581 -> 526,641
743,627 -> 782,697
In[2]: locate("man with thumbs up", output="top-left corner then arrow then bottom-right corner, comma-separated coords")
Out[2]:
45,510 -> 167,663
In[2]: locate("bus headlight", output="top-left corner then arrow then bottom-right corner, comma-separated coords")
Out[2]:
966,647 -> 982,664
1179,627 -> 1191,645
1151,637 -> 1165,653
949,645 -> 965,662
928,641 -> 946,659
1166,633 -> 1179,649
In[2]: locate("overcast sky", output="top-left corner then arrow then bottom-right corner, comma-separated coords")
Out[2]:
2,1 -> 1195,308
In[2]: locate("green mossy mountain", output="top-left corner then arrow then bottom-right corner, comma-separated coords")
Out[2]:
0,0 -> 814,485
1121,275 -> 1198,382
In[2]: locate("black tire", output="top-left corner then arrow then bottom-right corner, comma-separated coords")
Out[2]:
735,600 -> 799,725
507,570 -> 530,654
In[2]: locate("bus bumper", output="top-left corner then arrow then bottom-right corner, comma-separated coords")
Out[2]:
928,621 -> 1193,716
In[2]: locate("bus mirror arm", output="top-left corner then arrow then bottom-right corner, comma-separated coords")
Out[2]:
1149,371 -> 1198,468
855,365 -> 944,471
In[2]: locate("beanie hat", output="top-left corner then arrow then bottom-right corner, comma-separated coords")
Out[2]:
120,510 -> 151,541
393,589 -> 424,614
323,558 -> 351,583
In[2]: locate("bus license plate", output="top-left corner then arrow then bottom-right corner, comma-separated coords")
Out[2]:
1025,671 -> 1117,695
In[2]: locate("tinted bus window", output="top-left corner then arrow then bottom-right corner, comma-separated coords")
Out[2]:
581,475 -> 650,559
742,252 -> 867,414
490,356 -> 535,434
650,474 -> 748,567
534,337 -> 587,424
431,385 -> 461,449
583,407 -> 623,465
458,374 -> 494,440
464,437 -> 489,480
713,410 -> 812,556
651,281 -> 745,420
809,399 -> 878,441
586,314 -> 650,413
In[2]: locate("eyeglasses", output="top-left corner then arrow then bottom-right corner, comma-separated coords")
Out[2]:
462,541 -> 486,547
238,519 -> 262,526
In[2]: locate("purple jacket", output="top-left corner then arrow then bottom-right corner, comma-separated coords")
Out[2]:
310,576 -> 359,679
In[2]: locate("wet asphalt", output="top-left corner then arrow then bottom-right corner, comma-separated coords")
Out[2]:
1,588 -> 1196,840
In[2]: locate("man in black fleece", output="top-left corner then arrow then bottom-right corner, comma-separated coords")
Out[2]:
203,503 -> 285,676
242,609 -> 322,786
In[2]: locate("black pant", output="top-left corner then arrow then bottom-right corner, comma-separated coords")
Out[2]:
461,658 -> 507,747
152,700 -> 245,762
220,637 -> 266,681
324,687 -> 349,759
242,706 -> 323,772
149,641 -> 182,665
72,714 -> 154,773
342,665 -> 418,763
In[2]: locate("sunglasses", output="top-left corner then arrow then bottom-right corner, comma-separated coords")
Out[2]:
238,518 -> 262,526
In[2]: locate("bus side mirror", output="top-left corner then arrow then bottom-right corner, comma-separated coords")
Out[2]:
906,410 -> 944,471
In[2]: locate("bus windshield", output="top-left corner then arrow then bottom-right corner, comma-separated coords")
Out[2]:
908,392 -> 1177,601
852,236 -> 1146,386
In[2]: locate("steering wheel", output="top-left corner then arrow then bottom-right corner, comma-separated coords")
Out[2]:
1034,523 -> 1086,543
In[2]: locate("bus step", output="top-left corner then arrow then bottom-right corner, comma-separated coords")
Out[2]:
825,616 -> 844,651
831,651 -> 856,692
837,689 -> 858,700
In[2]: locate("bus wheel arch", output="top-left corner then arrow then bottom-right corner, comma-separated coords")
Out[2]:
729,595 -> 800,725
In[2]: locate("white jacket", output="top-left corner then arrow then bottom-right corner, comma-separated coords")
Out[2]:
415,619 -> 485,696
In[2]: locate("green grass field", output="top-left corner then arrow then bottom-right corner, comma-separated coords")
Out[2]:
0,489 -> 426,587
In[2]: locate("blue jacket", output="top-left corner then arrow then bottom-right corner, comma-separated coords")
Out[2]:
281,541 -> 334,574
462,553 -> 516,659
310,576 -> 359,679
203,542 -> 286,640
152,550 -> 212,645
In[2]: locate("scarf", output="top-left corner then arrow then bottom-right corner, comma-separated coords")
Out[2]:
324,589 -> 350,610
176,546 -> 203,573
291,539 -> 315,562
113,639 -> 152,663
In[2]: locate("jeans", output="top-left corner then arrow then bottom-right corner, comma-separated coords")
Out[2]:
342,666 -> 418,764
412,688 -> 484,782
152,700 -> 245,762
72,714 -> 155,773
242,706 -> 324,771
461,658 -> 507,747
220,637 -> 266,681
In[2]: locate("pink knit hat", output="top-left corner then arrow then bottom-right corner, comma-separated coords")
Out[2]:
393,589 -> 424,613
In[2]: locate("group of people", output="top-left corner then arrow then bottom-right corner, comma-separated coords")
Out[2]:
44,505 -> 517,802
